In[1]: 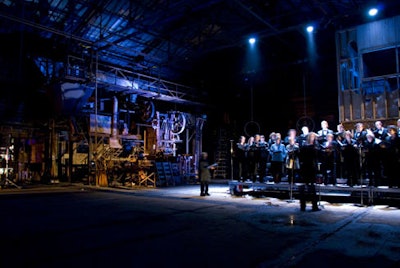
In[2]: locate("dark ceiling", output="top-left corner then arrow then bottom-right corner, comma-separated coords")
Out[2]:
2,0 -> 400,81
1,1 -> 400,131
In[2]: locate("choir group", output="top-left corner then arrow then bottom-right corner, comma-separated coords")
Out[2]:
233,119 -> 400,188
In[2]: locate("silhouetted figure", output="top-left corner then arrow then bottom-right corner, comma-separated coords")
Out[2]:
234,136 -> 247,181
381,126 -> 400,188
362,131 -> 382,187
257,135 -> 269,182
319,133 -> 339,185
340,130 -> 359,186
246,136 -> 257,182
298,132 -> 320,212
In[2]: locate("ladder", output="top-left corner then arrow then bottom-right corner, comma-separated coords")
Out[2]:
213,128 -> 229,179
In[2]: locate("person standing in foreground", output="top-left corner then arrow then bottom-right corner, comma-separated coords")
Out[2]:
199,152 -> 214,196
298,132 -> 320,211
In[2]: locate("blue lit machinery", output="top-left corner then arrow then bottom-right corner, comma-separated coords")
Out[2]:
83,99 -> 205,186
153,111 -> 186,156
44,56 -> 208,186
149,111 -> 206,184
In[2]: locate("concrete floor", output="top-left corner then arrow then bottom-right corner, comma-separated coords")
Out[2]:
0,182 -> 399,268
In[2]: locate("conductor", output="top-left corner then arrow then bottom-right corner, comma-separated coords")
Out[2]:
298,132 -> 320,212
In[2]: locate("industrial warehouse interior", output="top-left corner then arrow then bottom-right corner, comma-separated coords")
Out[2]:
1,1 -> 400,267
1,0 -> 400,187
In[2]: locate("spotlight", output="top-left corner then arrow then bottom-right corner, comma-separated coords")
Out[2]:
368,8 -> 378,17
248,38 -> 256,45
306,25 -> 314,33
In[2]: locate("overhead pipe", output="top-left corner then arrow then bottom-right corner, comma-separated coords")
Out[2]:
109,96 -> 122,149
112,96 -> 118,138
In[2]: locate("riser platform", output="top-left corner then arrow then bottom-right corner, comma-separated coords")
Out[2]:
228,181 -> 400,205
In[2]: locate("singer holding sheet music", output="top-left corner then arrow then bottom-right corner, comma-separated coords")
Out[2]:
199,152 -> 216,196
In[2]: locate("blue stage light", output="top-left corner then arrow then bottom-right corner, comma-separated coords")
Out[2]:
368,8 -> 378,17
248,38 -> 256,45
